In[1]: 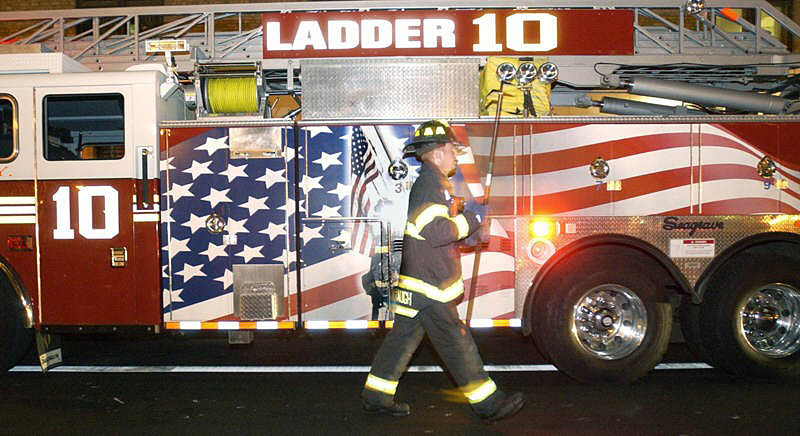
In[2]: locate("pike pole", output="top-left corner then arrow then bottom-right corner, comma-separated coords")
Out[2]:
465,63 -> 515,323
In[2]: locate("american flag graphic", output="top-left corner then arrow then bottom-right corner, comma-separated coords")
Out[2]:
449,124 -> 516,320
161,126 -> 405,322
350,126 -> 380,255
159,127 -> 288,321
461,123 -> 800,217
159,122 -> 790,323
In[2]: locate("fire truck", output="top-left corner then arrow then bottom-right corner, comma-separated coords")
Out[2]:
1,0 -> 800,383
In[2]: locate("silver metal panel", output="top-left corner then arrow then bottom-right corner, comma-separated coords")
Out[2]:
515,214 -> 800,317
233,264 -> 284,320
301,58 -> 479,120
229,127 -> 282,159
160,115 -> 800,129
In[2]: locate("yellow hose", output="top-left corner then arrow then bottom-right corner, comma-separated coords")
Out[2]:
206,77 -> 258,114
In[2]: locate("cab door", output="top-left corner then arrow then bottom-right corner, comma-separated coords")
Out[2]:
34,85 -> 142,325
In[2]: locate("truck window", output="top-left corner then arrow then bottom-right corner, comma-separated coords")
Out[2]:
43,93 -> 124,161
0,96 -> 16,162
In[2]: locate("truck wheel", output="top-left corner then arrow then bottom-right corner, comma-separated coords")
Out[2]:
0,276 -> 32,372
532,251 -> 672,383
700,255 -> 800,378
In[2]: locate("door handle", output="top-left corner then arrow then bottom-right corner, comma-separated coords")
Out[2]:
137,146 -> 153,209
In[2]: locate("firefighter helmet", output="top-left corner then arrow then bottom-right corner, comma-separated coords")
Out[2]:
402,119 -> 463,159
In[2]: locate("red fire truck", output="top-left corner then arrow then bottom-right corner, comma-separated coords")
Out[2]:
1,0 -> 800,382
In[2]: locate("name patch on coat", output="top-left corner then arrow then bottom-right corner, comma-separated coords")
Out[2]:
394,289 -> 413,306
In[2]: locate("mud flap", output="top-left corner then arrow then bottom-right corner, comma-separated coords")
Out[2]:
36,332 -> 62,372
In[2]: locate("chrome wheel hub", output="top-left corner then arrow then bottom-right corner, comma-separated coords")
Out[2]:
572,285 -> 647,360
738,283 -> 800,358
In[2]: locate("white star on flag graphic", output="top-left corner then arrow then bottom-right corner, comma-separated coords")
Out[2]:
301,224 -> 324,242
162,288 -> 184,307
202,187 -> 231,208
259,221 -> 285,241
284,143 -> 301,162
221,163 -> 248,183
183,213 -> 208,233
313,151 -> 342,170
241,195 -> 268,215
282,197 -> 305,215
257,167 -> 286,189
300,175 -> 324,193
200,241 -> 227,262
236,244 -> 264,263
169,237 -> 191,255
272,248 -> 289,265
160,207 -> 174,224
169,182 -> 193,202
162,156 -> 176,170
214,269 -> 233,290
316,204 -> 341,218
225,216 -> 248,235
196,136 -> 229,155
329,182 -> 351,201
183,159 -> 214,180
176,263 -> 206,283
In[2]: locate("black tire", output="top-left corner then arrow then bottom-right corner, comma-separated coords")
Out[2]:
678,298 -> 713,364
532,249 -> 672,383
700,254 -> 800,378
1,275 -> 33,372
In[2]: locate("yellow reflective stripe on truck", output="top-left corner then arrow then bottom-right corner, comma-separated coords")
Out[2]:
164,319 -> 521,330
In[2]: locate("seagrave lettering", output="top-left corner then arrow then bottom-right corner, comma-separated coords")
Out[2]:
662,216 -> 724,237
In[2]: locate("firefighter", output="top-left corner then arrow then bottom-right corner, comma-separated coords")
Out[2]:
361,120 -> 525,421
361,242 -> 392,320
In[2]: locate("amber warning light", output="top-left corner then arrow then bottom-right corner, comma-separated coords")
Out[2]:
529,220 -> 557,239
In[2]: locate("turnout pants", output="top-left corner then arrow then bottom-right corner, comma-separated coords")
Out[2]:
363,302 -> 503,416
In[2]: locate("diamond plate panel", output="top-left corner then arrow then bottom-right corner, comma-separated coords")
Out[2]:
515,215 -> 800,317
233,264 -> 284,320
301,58 -> 479,119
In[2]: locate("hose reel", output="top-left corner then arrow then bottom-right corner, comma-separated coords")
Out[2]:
195,61 -> 265,117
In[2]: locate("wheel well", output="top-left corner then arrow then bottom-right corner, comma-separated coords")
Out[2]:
0,257 -> 33,329
695,232 -> 800,304
521,234 -> 691,335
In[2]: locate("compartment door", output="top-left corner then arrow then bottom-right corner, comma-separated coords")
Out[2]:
698,122 -> 780,214
530,123 -> 614,216
608,123 -> 693,216
299,218 -> 382,322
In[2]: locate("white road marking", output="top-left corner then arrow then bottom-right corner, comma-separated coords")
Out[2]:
10,363 -> 712,373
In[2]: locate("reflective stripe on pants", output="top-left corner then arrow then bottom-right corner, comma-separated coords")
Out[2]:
364,373 -> 399,395
362,302 -> 502,414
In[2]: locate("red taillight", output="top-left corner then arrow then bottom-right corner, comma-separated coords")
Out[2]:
8,235 -> 33,251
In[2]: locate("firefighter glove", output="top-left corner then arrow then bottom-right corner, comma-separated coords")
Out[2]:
463,201 -> 486,224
